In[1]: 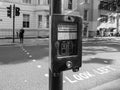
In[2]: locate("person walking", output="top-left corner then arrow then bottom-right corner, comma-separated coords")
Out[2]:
19,28 -> 25,43
96,30 -> 100,37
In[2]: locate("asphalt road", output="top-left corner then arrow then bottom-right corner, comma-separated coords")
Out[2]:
0,40 -> 120,90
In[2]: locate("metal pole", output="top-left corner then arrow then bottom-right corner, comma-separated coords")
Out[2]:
116,12 -> 119,36
13,4 -> 15,43
116,1 -> 119,36
51,0 -> 62,14
49,69 -> 63,90
49,0 -> 63,90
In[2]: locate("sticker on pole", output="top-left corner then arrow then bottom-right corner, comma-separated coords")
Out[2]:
58,23 -> 77,40
57,23 -> 78,58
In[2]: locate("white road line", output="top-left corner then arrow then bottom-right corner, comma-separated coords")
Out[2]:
32,59 -> 36,62
104,61 -> 108,63
63,80 -> 66,83
21,47 -> 33,58
91,56 -> 95,59
24,50 -> 27,52
27,52 -> 30,55
37,65 -> 42,68
29,55 -> 32,58
20,46 -> 35,62
45,74 -> 49,77
24,80 -> 28,83
22,48 -> 25,50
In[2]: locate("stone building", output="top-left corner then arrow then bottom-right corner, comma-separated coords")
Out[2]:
0,0 -> 79,38
0,0 -> 49,38
0,0 -> 116,38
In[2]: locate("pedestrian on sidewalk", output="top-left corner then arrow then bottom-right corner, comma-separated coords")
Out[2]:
16,31 -> 19,38
19,28 -> 25,43
96,30 -> 100,37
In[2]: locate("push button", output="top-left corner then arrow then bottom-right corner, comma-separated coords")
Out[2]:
66,61 -> 72,69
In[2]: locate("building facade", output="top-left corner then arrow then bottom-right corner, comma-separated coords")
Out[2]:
0,0 -> 79,38
0,0 -> 49,38
77,0 -> 119,37
1,0 -> 115,38
97,0 -> 120,37
77,0 -> 101,37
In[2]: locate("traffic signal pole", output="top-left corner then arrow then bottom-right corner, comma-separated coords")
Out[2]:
7,4 -> 20,43
116,1 -> 119,36
13,4 -> 15,43
49,0 -> 63,90
116,11 -> 119,36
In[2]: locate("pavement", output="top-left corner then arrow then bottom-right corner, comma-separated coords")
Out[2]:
90,79 -> 120,90
83,36 -> 120,42
0,36 -> 120,46
1,37 -> 120,90
0,38 -> 49,46
84,37 -> 120,90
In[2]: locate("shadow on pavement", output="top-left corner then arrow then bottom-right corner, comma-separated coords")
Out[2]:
1,38 -> 120,65
82,46 -> 118,56
0,45 -> 49,65
82,40 -> 119,65
83,58 -> 113,65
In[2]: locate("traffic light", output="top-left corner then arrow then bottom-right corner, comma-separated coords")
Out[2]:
7,5 -> 12,18
15,7 -> 20,16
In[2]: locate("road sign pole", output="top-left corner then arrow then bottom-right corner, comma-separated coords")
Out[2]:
13,4 -> 15,43
49,0 -> 63,90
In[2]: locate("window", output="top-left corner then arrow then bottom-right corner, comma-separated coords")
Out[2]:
38,0 -> 42,5
38,15 -> 42,28
46,15 -> 49,28
38,0 -> 40,5
23,0 -> 31,4
23,14 -> 30,28
47,0 -> 49,5
68,0 -> 72,10
84,10 -> 88,21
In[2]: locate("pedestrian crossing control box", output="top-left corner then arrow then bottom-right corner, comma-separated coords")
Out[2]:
50,15 -> 82,73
